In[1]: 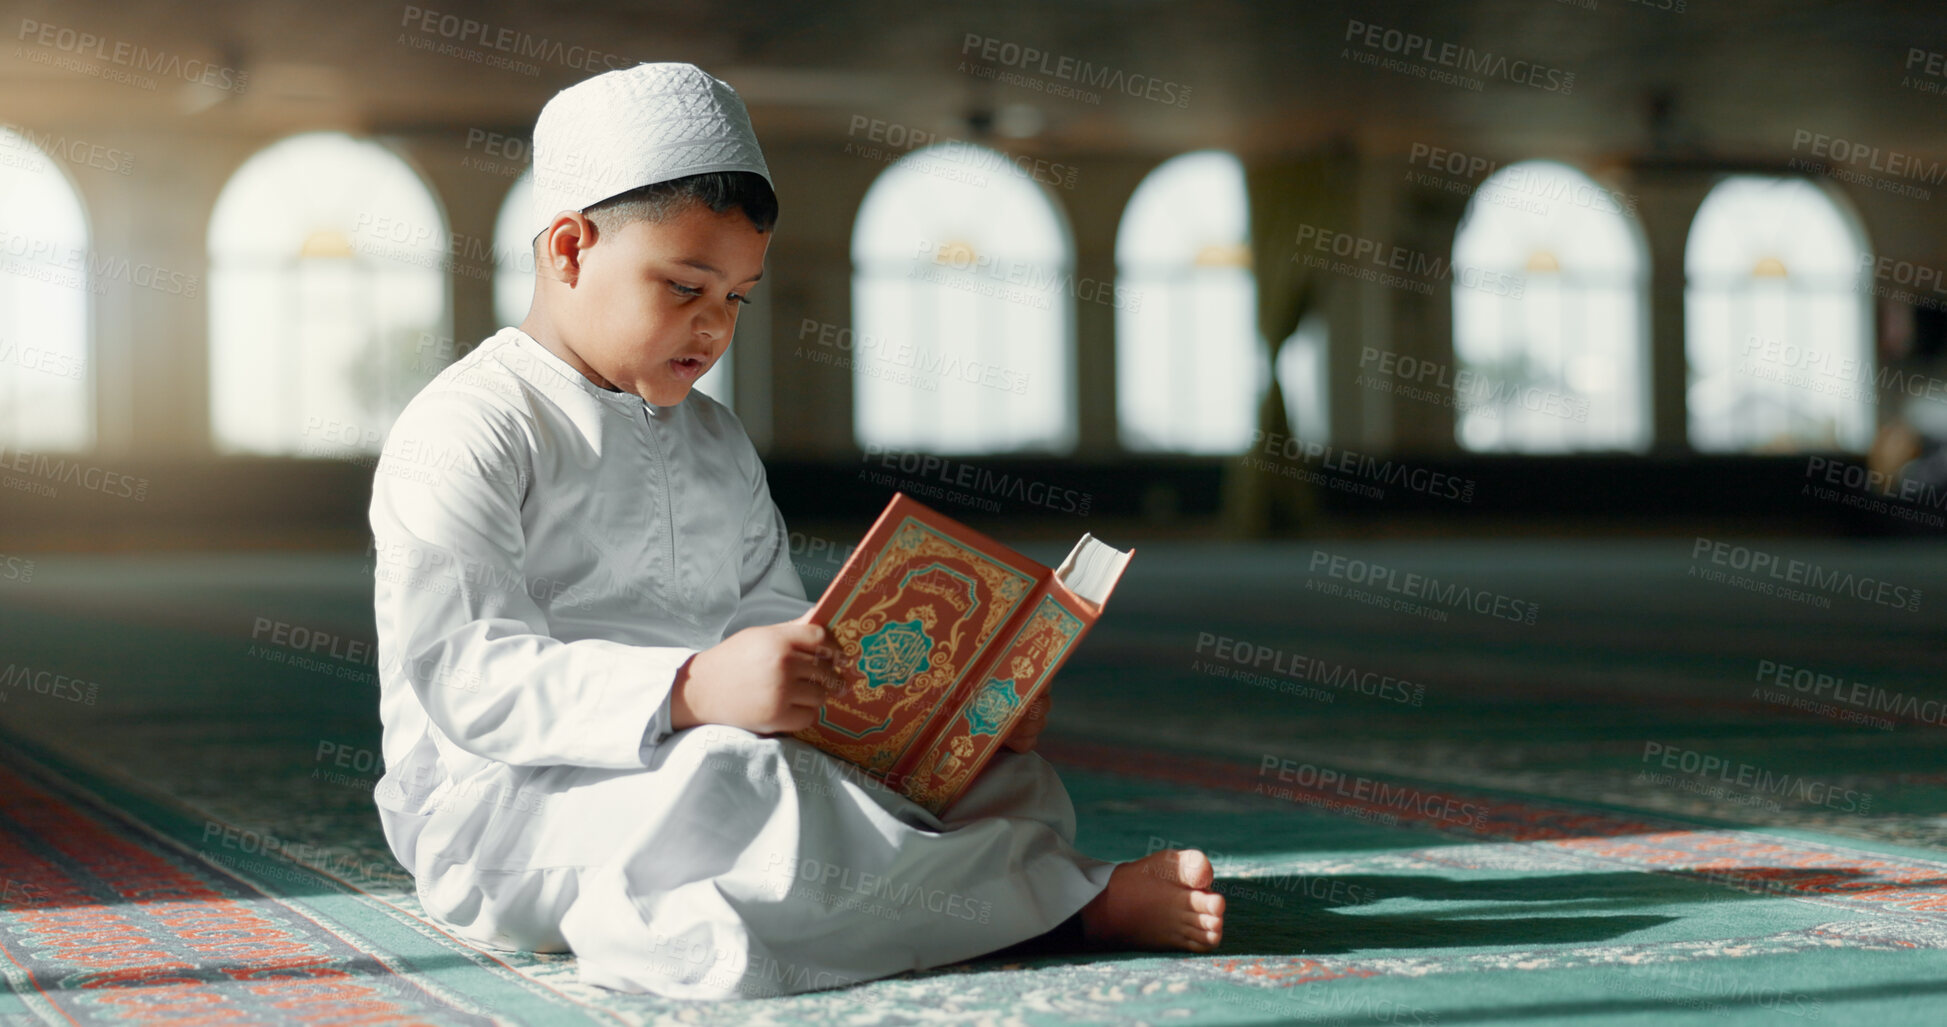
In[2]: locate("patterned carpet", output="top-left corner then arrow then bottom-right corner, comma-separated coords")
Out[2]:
1,539 -> 1945,1024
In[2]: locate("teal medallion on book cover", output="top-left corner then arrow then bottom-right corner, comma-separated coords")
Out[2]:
858,618 -> 933,690
963,677 -> 1022,737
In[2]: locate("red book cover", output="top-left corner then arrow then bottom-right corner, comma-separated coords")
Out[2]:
790,491 -> 1131,814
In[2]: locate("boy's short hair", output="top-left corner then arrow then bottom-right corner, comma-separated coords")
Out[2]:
535,171 -> 777,257
589,169 -> 779,233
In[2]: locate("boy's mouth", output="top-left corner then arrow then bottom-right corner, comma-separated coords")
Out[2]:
669,355 -> 705,380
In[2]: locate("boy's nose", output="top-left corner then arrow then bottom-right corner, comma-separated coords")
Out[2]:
695,303 -> 732,340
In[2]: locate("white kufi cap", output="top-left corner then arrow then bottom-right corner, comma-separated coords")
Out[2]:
529,62 -> 770,241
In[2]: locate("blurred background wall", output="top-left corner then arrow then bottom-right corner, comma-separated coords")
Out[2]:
2,0 -> 1945,550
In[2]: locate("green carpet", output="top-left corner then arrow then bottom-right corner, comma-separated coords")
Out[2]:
1,540 -> 1944,1024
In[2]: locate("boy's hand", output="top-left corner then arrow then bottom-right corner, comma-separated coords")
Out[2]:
669,621 -> 842,735
1001,693 -> 1052,754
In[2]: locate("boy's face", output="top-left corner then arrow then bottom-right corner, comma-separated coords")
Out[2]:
546,200 -> 769,407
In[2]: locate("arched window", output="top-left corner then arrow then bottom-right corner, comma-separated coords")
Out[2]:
1115,150 -> 1261,452
208,132 -> 448,456
1685,177 -> 1872,452
493,169 -> 536,330
495,168 -> 734,406
1278,312 -> 1330,443
1451,160 -> 1650,452
0,126 -> 91,451
850,143 -> 1073,453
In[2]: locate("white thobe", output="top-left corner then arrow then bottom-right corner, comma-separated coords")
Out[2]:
367,327 -> 1115,999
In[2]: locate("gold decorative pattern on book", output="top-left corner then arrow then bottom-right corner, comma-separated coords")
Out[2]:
814,520 -> 1034,768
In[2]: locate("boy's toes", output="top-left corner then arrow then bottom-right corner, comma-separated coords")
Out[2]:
1176,849 -> 1214,889
1183,926 -> 1219,952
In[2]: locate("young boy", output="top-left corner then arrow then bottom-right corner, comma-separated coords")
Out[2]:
368,62 -> 1223,1000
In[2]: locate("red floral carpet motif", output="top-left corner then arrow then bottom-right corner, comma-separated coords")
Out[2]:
0,760 -> 489,1026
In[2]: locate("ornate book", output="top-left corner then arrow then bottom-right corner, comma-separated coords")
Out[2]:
790,491 -> 1132,814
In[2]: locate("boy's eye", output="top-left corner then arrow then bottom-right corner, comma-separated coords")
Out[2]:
671,281 -> 751,304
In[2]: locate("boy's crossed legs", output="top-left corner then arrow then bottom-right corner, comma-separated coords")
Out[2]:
411,724 -> 1221,999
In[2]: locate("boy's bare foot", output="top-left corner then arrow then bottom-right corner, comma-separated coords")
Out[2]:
1078,848 -> 1225,953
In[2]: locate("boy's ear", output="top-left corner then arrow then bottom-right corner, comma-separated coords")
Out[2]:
538,212 -> 597,286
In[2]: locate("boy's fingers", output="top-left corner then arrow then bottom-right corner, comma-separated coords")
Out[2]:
787,653 -> 844,695
782,621 -> 831,651
786,654 -> 833,678
785,679 -> 828,708
794,645 -> 842,676
775,707 -> 815,733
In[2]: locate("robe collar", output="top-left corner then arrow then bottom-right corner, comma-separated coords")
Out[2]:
505,327 -> 679,418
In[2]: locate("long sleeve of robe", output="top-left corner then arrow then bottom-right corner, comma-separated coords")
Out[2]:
369,327 -> 811,838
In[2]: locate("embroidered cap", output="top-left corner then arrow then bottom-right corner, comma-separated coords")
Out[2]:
528,62 -> 771,241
